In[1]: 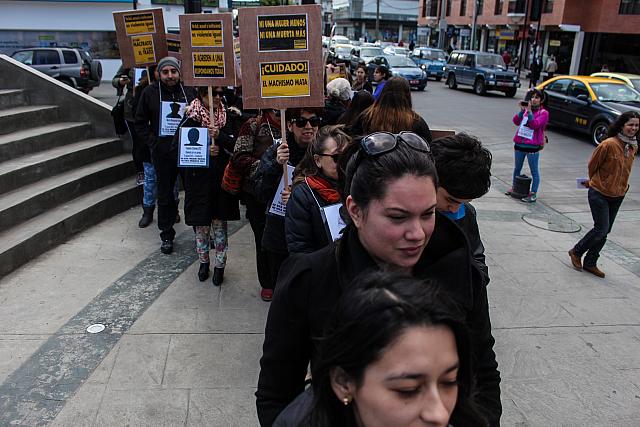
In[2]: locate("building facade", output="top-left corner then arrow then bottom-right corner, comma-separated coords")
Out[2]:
332,0 -> 420,42
417,0 -> 640,75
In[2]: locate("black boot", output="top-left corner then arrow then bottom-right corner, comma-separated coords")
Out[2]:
138,206 -> 154,228
198,262 -> 210,282
212,267 -> 224,287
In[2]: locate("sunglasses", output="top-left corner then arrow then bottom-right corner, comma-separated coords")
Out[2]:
315,152 -> 340,163
212,91 -> 225,97
292,116 -> 321,128
360,131 -> 431,156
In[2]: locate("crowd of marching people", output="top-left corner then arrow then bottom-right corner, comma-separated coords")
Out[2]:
114,52 -> 637,427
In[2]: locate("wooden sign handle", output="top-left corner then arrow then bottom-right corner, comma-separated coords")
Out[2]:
280,108 -> 288,188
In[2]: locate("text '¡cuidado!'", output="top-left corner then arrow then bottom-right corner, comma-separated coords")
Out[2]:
261,62 -> 308,75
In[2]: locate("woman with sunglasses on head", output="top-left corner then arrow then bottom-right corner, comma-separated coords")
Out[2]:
352,77 -> 432,143
252,108 -> 323,301
174,86 -> 240,286
285,126 -> 352,254
257,132 -> 501,427
273,271 -> 487,427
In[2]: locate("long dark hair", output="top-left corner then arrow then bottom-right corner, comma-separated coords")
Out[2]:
337,90 -> 374,127
293,125 -> 352,186
361,77 -> 416,134
607,111 -> 640,139
309,271 -> 487,427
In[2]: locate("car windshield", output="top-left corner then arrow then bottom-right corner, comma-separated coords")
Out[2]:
419,50 -> 446,61
591,83 -> 640,102
387,56 -> 416,67
476,54 -> 506,69
630,79 -> 640,92
360,48 -> 383,57
335,47 -> 351,54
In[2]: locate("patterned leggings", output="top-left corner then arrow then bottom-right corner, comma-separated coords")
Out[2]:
195,220 -> 228,268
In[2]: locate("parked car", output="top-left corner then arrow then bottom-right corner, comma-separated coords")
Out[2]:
383,46 -> 410,56
590,72 -> 640,92
348,46 -> 384,72
329,44 -> 354,65
330,35 -> 350,45
410,47 -> 447,81
367,55 -> 427,91
444,50 -> 520,97
11,47 -> 102,93
537,75 -> 640,145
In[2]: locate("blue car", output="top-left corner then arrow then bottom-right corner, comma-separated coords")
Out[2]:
444,50 -> 520,97
409,47 -> 447,81
367,55 -> 428,91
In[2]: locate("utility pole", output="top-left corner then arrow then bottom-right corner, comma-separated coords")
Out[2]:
516,0 -> 530,74
375,0 -> 380,42
470,0 -> 478,50
437,0 -> 447,49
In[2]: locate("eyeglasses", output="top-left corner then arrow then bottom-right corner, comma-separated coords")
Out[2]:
314,152 -> 340,163
212,91 -> 225,97
293,116 -> 321,128
360,131 -> 431,156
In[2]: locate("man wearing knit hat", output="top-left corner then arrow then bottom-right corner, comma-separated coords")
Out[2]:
135,56 -> 197,254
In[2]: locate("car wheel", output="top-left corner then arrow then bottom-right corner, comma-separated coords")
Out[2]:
447,74 -> 457,89
417,85 -> 426,91
473,78 -> 486,95
504,87 -> 517,98
435,76 -> 442,82
90,60 -> 103,81
591,121 -> 609,146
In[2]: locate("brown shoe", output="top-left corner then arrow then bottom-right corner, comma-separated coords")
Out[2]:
568,249 -> 582,270
583,265 -> 605,278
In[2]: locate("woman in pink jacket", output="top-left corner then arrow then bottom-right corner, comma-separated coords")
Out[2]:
506,88 -> 549,203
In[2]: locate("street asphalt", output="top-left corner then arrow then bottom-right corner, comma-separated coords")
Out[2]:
1,80 -> 639,426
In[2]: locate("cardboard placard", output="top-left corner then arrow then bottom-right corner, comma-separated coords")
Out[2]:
239,5 -> 324,110
113,8 -> 168,68
179,13 -> 236,87
167,33 -> 182,61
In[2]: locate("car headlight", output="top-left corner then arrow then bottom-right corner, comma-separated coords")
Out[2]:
420,64 -> 426,70
513,75 -> 518,81
442,66 -> 446,71
488,73 -> 495,79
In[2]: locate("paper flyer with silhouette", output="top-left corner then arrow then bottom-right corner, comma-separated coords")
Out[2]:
178,127 -> 209,168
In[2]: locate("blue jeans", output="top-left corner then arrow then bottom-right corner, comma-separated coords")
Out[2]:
513,150 -> 540,193
142,162 -> 180,208
573,188 -> 624,267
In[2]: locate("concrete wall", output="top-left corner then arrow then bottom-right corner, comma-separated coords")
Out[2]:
0,54 -> 115,138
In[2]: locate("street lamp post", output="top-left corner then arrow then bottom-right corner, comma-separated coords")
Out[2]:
470,0 -> 478,50
437,0 -> 447,50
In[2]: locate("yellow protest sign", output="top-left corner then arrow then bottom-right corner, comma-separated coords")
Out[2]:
260,61 -> 309,98
132,35 -> 155,65
125,13 -> 155,35
190,21 -> 223,47
257,14 -> 308,52
193,52 -> 225,78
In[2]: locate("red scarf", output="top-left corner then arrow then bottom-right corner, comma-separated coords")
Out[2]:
186,98 -> 226,130
306,176 -> 340,204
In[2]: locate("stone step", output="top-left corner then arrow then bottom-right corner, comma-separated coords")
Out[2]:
0,154 -> 136,233
0,105 -> 59,136
0,137 -> 123,195
0,122 -> 92,162
0,89 -> 27,109
0,178 -> 141,278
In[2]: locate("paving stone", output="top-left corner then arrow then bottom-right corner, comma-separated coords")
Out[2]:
106,334 -> 171,390
187,388 -> 259,426
94,388 -> 188,426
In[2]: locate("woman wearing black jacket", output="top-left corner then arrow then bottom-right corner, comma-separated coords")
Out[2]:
174,86 -> 240,285
285,126 -> 351,254
256,133 -> 501,427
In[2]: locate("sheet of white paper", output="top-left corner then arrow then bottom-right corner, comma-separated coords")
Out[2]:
517,113 -> 535,140
159,101 -> 187,137
178,127 -> 209,168
576,177 -> 589,189
268,165 -> 295,216
134,68 -> 145,86
321,203 -> 346,241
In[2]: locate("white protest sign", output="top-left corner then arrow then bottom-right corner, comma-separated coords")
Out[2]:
321,203 -> 346,241
178,127 -> 209,168
134,68 -> 146,86
159,101 -> 187,137
576,177 -> 589,189
269,164 -> 295,216
517,113 -> 534,140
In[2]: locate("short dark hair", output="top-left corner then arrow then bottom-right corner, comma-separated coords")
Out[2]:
607,111 -> 640,139
309,270 -> 487,427
374,65 -> 391,80
431,133 -> 492,199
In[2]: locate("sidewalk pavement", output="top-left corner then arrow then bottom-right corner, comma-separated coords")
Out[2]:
1,181 -> 640,422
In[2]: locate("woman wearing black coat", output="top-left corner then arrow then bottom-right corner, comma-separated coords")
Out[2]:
175,86 -> 240,286
285,126 -> 351,254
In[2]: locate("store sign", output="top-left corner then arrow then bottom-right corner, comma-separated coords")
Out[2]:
549,40 -> 561,47
459,28 -> 471,37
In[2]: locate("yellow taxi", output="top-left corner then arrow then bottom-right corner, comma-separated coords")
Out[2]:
536,75 -> 640,145
590,72 -> 640,92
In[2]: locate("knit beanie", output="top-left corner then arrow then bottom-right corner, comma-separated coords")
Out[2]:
326,78 -> 353,101
157,56 -> 181,75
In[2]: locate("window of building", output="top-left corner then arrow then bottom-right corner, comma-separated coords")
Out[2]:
508,0 -> 526,13
424,0 -> 439,17
619,0 -> 640,14
495,0 -> 504,14
446,0 -> 452,16
62,50 -> 78,64
460,0 -> 467,15
544,0 -> 554,13
477,0 -> 484,14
